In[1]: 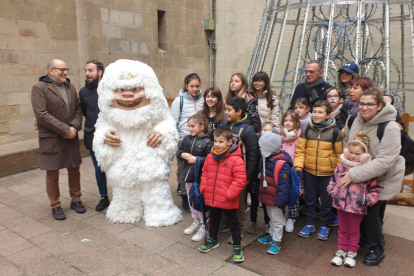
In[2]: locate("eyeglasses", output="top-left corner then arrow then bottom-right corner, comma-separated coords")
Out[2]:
305,70 -> 319,74
358,102 -> 377,108
52,67 -> 70,72
327,95 -> 339,99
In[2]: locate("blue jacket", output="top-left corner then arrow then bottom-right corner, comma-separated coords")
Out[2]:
259,151 -> 293,208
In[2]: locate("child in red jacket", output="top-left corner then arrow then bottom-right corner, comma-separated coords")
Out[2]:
199,127 -> 247,263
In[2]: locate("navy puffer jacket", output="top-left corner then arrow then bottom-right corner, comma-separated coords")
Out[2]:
176,133 -> 214,183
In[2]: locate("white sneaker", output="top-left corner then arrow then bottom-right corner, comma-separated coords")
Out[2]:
192,226 -> 206,241
184,220 -> 200,235
331,250 -> 347,266
285,218 -> 295,233
344,252 -> 357,267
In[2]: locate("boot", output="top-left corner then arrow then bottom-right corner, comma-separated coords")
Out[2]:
181,195 -> 191,213
363,244 -> 385,266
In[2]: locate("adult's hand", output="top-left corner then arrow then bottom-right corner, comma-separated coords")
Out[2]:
147,131 -> 162,148
65,127 -> 77,139
104,130 -> 122,147
341,128 -> 346,139
338,172 -> 352,188
187,156 -> 196,164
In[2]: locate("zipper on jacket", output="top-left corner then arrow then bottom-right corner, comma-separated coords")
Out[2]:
184,137 -> 197,182
315,130 -> 321,175
212,163 -> 220,207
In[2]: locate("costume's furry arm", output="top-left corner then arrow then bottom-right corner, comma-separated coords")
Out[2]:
92,115 -> 120,171
153,115 -> 179,161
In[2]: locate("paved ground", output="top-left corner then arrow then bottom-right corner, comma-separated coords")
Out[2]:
0,156 -> 413,276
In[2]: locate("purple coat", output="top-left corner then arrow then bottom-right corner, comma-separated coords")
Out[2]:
327,159 -> 381,215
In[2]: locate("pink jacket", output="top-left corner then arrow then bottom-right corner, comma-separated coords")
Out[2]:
327,155 -> 381,215
280,128 -> 301,162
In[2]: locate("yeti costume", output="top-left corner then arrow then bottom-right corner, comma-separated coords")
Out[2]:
93,59 -> 183,226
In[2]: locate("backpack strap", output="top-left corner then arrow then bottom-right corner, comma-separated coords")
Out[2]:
377,121 -> 389,142
236,124 -> 249,164
193,156 -> 200,182
272,160 -> 286,186
305,125 -> 311,138
347,113 -> 358,129
180,96 -> 184,112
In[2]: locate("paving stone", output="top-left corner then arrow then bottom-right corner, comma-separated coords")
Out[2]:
65,205 -> 97,220
0,191 -> 25,207
383,214 -> 414,241
117,226 -> 177,253
0,257 -> 24,276
30,192 -> 71,207
5,246 -> 70,275
82,212 -> 134,235
0,186 -> 8,194
3,216 -> 53,239
51,266 -> 87,276
148,262 -> 195,276
7,183 -> 43,196
62,248 -> 126,276
0,229 -> 33,257
211,263 -> 261,276
13,197 -> 50,219
68,225 -> 126,252
37,215 -> 90,234
0,203 -> 25,224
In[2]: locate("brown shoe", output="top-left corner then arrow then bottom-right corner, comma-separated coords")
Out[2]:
246,222 -> 256,234
70,201 -> 86,213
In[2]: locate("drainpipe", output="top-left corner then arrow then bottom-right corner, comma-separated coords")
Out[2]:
211,0 -> 216,87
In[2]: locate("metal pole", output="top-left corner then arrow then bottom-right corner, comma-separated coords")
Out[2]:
323,0 -> 335,80
292,0 -> 311,91
269,0 -> 290,84
355,0 -> 363,65
259,0 -> 280,71
408,0 -> 414,70
385,0 -> 391,94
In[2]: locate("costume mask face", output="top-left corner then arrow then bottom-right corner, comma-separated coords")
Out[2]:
112,87 -> 151,110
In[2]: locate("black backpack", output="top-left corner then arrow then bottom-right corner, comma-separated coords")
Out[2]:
347,113 -> 414,176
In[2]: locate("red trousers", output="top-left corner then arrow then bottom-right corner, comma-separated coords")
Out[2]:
337,209 -> 364,253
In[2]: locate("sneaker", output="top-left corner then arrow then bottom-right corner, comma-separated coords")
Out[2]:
344,251 -> 357,267
233,245 -> 245,262
285,218 -> 295,233
265,224 -> 270,234
95,196 -> 110,212
298,224 -> 316,238
329,215 -> 339,227
192,226 -> 206,242
267,241 -> 281,255
218,224 -> 230,233
331,249 -> 347,266
258,234 -> 273,244
227,233 -> 243,245
246,222 -> 256,234
52,207 -> 66,220
317,226 -> 330,240
184,220 -> 200,235
199,237 -> 219,253
70,201 -> 86,213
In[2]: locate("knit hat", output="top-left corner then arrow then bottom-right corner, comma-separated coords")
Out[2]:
259,128 -> 282,158
259,128 -> 282,188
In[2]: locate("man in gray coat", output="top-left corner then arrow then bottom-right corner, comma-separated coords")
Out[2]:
31,58 -> 85,220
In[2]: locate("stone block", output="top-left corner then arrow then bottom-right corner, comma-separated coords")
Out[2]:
133,13 -> 143,27
9,121 -> 34,135
0,123 -> 9,136
53,39 -> 78,53
139,42 -> 149,55
109,9 -> 134,27
102,23 -> 122,38
54,0 -> 76,13
0,105 -> 20,123
3,216 -> 53,239
90,37 -> 108,53
86,3 -> 101,21
0,229 -> 33,256
0,2 -> 36,21
0,34 -> 33,51
108,38 -> 130,53
33,38 -> 57,52
123,27 -> 148,41
0,50 -> 19,64
7,91 -> 31,104
131,41 -> 139,54
16,20 -> 48,38
47,24 -> 77,40
88,21 -> 102,37
101,7 -> 109,22
185,0 -> 204,12
0,18 -> 17,35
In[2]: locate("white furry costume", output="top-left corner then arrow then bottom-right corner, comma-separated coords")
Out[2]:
93,59 -> 183,226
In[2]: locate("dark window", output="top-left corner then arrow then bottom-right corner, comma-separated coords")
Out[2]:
158,10 -> 166,51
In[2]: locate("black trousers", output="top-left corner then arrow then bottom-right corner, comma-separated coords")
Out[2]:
303,171 -> 332,227
250,192 -> 270,224
209,207 -> 241,246
361,200 -> 387,248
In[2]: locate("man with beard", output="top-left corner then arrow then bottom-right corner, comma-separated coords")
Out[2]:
31,58 -> 85,220
289,61 -> 332,111
79,60 -> 110,212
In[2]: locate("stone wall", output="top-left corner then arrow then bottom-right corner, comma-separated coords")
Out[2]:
0,0 -> 211,145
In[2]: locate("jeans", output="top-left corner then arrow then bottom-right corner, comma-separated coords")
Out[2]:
209,207 -> 241,246
89,150 -> 108,197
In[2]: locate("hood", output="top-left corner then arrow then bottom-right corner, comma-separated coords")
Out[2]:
39,75 -> 71,86
232,115 -> 251,127
179,88 -> 203,101
360,102 -> 397,125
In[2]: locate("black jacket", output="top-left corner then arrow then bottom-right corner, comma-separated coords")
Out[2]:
289,81 -> 332,111
176,133 -> 214,183
79,81 -> 99,150
223,117 -> 260,182
335,104 -> 349,130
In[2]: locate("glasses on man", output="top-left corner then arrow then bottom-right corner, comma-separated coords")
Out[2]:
52,67 -> 70,72
327,95 -> 339,99
358,102 -> 377,108
305,70 -> 319,74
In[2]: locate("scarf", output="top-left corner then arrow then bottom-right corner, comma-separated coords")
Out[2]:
312,118 -> 334,129
344,98 -> 359,116
331,103 -> 343,119
304,77 -> 325,103
283,128 -> 298,141
211,143 -> 237,162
